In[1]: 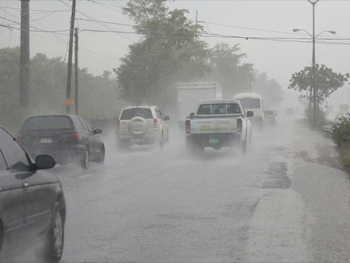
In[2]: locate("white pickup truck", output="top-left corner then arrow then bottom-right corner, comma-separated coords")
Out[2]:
185,99 -> 253,153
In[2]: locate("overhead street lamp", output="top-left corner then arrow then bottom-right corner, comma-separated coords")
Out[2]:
292,25 -> 336,125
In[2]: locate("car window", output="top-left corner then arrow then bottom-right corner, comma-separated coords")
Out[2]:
198,103 -> 241,115
82,119 -> 94,132
227,103 -> 241,114
236,98 -> 261,109
0,128 -> 29,170
75,117 -> 87,131
120,108 -> 153,120
0,150 -> 7,171
211,104 -> 227,114
156,110 -> 163,120
21,116 -> 73,131
197,104 -> 211,115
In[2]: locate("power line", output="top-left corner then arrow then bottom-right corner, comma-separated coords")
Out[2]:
30,3 -> 69,23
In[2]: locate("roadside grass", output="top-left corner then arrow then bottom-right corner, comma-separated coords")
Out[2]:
339,146 -> 350,173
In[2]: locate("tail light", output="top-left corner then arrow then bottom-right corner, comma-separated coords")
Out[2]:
116,119 -> 120,130
237,118 -> 242,133
153,119 -> 159,129
185,120 -> 191,135
71,132 -> 79,141
17,134 -> 22,143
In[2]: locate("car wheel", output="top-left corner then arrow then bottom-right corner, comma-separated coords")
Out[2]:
81,147 -> 90,170
119,140 -> 130,151
97,144 -> 105,164
186,139 -> 197,155
37,202 -> 65,263
159,133 -> 164,148
241,131 -> 247,154
0,222 -> 3,253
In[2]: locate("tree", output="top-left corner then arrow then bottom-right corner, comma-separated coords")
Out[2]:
206,43 -> 255,98
252,72 -> 284,108
289,64 -> 349,105
115,0 -> 210,110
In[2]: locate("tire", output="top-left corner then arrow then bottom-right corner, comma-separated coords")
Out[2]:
38,202 -> 65,263
241,131 -> 247,154
0,222 -> 3,253
159,133 -> 164,148
81,147 -> 90,170
97,144 -> 105,164
186,139 -> 197,155
118,140 -> 130,151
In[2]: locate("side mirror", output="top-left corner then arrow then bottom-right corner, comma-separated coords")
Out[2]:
164,116 -> 170,121
35,155 -> 55,170
94,128 -> 102,134
247,111 -> 254,117
189,113 -> 195,118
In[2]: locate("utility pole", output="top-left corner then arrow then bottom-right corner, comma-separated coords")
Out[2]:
65,0 -> 76,114
195,10 -> 198,25
74,27 -> 79,115
20,0 -> 30,110
309,0 -> 319,126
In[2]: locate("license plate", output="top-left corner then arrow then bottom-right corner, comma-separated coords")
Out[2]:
130,138 -> 144,143
40,138 -> 52,144
209,138 -> 219,144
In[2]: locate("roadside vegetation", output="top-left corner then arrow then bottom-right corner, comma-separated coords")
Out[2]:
288,64 -> 349,125
332,114 -> 350,171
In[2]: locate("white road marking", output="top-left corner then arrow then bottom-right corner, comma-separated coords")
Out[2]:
118,163 -> 126,166
79,173 -> 93,179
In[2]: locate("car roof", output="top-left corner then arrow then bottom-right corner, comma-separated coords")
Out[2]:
122,106 -> 158,110
25,114 -> 78,119
198,99 -> 241,104
234,93 -> 262,99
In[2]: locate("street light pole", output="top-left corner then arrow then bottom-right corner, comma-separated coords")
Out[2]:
309,0 -> 318,126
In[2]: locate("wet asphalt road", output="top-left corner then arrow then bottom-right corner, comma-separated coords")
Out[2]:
18,117 -> 350,262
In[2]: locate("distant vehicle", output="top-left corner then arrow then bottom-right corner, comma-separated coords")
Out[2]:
339,104 -> 349,115
286,108 -> 294,116
185,99 -> 253,154
177,83 -> 222,127
264,110 -> 276,125
17,115 -> 105,170
234,93 -> 264,129
326,105 -> 334,114
0,126 -> 66,263
116,106 -> 170,149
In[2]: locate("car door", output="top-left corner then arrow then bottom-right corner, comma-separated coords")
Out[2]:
0,128 -> 26,253
0,128 -> 53,247
22,170 -> 56,245
81,118 -> 99,160
156,109 -> 168,140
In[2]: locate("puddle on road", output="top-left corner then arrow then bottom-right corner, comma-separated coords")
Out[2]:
262,161 -> 292,189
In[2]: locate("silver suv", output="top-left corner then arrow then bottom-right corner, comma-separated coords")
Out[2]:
116,106 -> 170,149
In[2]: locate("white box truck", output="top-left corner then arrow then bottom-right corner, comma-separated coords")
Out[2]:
177,82 -> 222,127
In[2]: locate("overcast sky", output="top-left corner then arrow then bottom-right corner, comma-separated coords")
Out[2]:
0,0 -> 349,108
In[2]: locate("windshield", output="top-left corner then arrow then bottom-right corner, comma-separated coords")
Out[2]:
21,116 -> 73,131
236,98 -> 261,109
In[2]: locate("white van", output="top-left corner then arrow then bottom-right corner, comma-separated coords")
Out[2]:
234,93 -> 264,129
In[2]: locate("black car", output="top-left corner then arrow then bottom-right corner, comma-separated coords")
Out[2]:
0,126 -> 66,263
17,115 -> 105,169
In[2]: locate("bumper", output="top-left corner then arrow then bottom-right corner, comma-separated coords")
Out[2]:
116,132 -> 160,145
27,145 -> 86,165
187,133 -> 240,149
